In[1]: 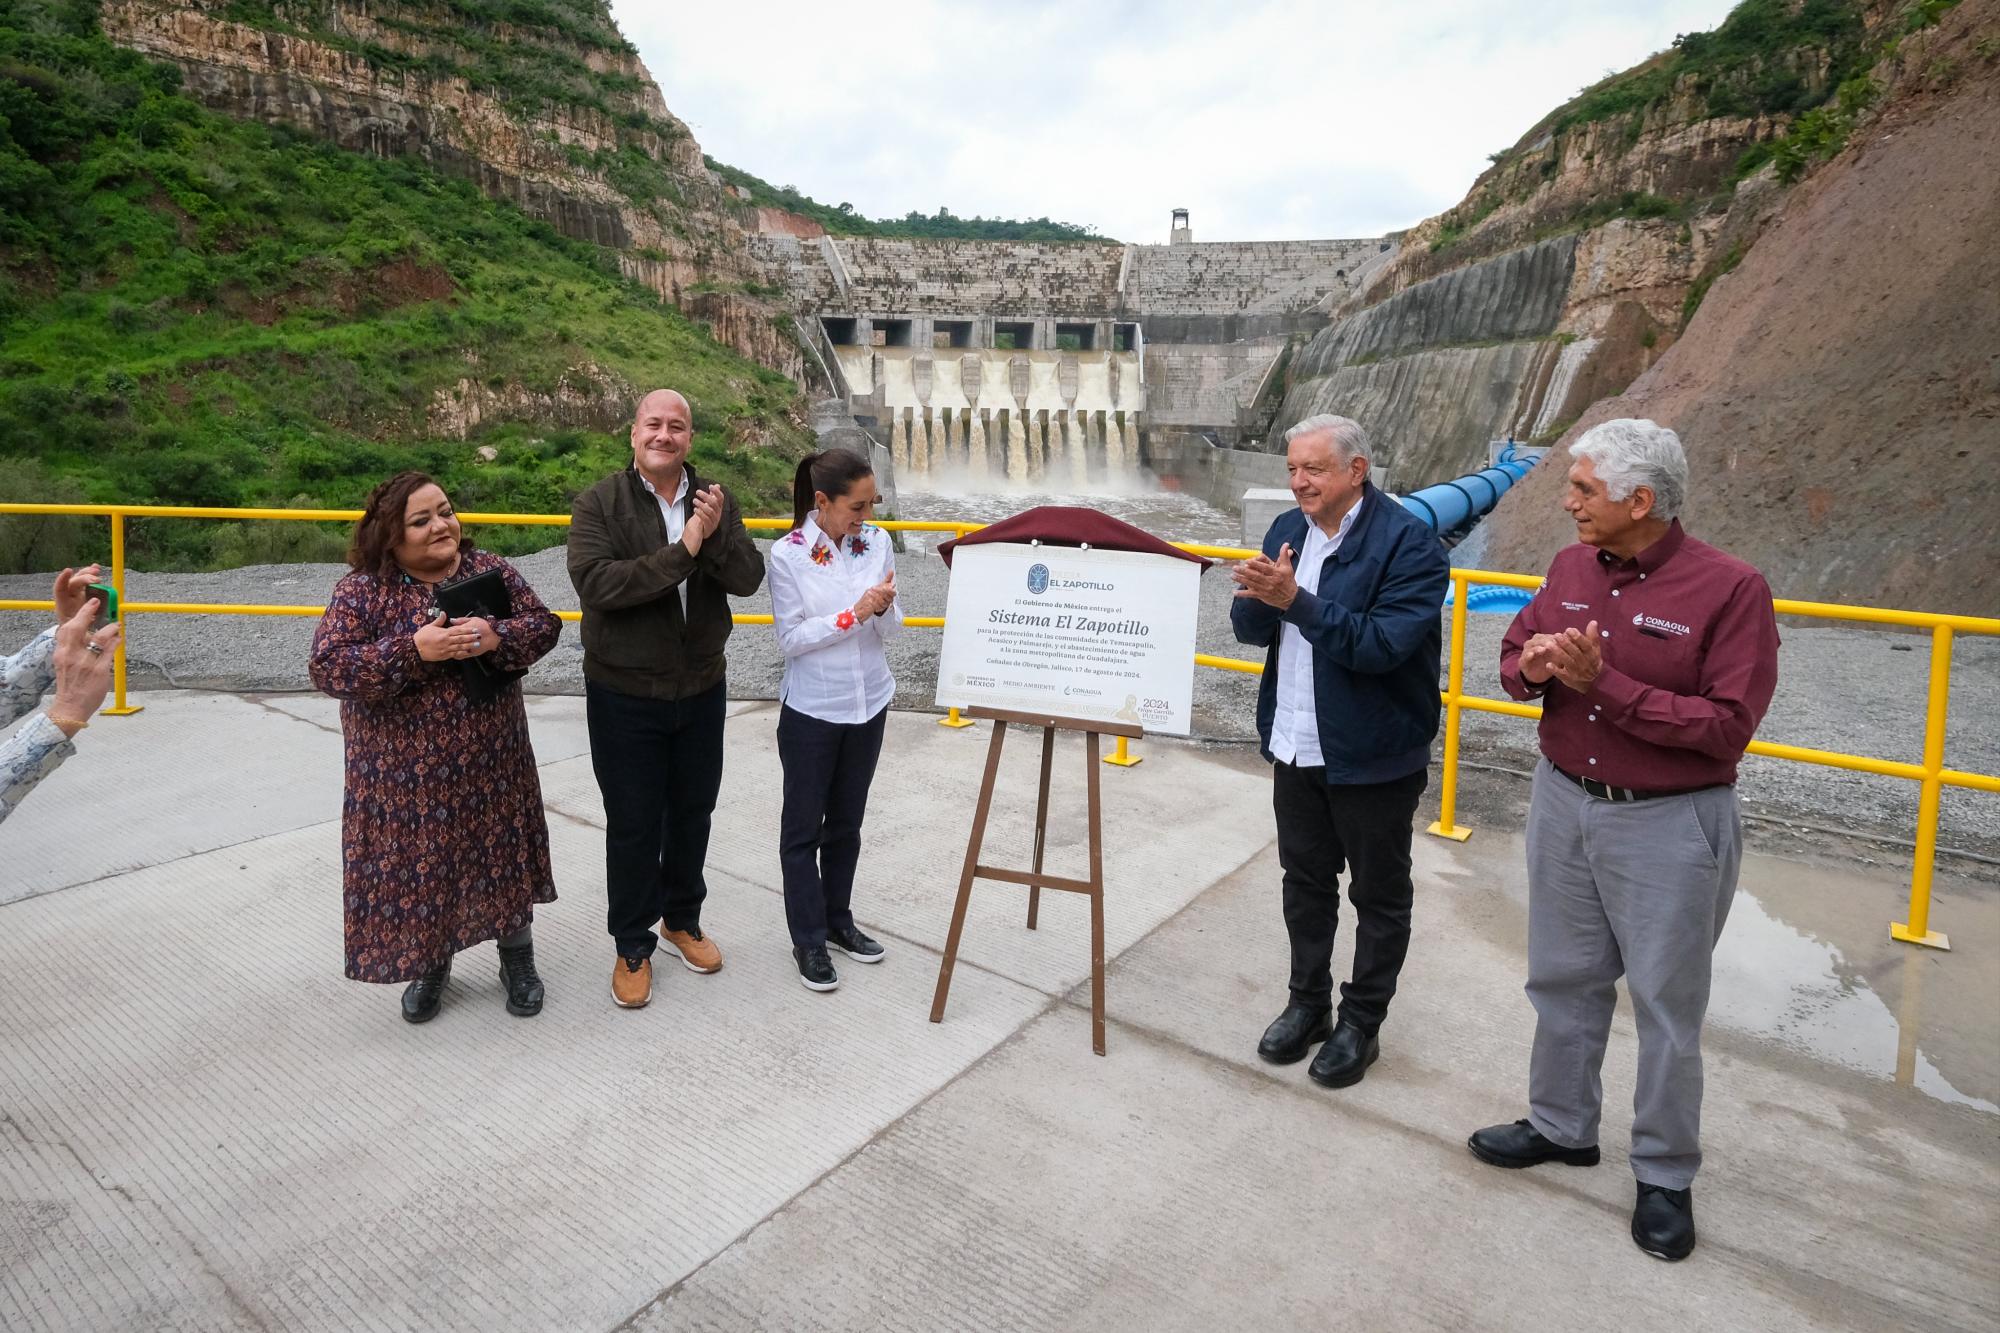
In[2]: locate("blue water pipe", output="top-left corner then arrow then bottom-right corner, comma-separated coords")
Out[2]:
1396,440 -> 1540,537
1444,583 -> 1536,614
1399,440 -> 1544,614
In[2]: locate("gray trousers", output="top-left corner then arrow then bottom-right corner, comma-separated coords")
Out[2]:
1524,758 -> 1741,1189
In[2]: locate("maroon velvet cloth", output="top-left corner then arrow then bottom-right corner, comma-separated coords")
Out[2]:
935,506 -> 1212,571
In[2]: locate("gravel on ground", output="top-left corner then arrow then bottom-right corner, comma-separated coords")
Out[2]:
4,539 -> 1996,860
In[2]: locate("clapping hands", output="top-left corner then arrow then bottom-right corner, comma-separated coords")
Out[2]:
682,484 -> 724,557
1233,544 -> 1298,610
853,569 -> 896,620
1520,621 -> 1604,692
415,611 -> 497,662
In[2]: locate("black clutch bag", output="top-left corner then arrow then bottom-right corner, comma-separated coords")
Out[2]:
434,567 -> 526,703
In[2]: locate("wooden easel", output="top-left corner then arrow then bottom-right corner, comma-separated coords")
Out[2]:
928,705 -> 1144,1056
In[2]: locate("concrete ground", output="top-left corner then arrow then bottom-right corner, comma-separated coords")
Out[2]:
2,694 -> 1996,1332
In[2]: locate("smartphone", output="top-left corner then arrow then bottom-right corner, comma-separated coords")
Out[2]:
86,582 -> 119,625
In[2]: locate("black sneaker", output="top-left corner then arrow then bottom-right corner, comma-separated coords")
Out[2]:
827,925 -> 886,963
400,960 -> 450,1024
794,945 -> 839,992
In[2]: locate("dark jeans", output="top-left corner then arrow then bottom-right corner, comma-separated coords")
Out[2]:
777,704 -> 887,950
586,679 -> 727,959
1272,760 -> 1428,1035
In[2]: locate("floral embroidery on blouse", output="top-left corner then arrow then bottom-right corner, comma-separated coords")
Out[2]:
848,534 -> 868,556
785,530 -> 806,545
809,540 -> 833,567
835,609 -> 856,631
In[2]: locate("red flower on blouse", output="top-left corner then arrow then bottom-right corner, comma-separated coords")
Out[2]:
835,609 -> 856,631
848,534 -> 868,556
809,541 -> 833,566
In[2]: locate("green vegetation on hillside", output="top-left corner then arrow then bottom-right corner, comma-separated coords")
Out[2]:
1436,0 -> 1961,260
1550,0 -> 1867,137
704,158 -> 1113,244
0,0 -> 806,573
1527,0 -> 1964,161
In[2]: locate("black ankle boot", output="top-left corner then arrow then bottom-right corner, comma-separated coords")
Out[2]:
497,942 -> 544,1017
401,960 -> 450,1024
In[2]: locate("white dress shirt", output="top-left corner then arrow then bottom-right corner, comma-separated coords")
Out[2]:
1270,494 -> 1364,767
767,514 -> 904,725
638,468 -> 690,615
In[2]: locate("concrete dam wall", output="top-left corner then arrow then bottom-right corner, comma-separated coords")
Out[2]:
1273,235 -> 1587,483
751,228 -> 1391,480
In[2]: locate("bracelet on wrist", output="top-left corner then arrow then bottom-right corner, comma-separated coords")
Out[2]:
46,713 -> 88,732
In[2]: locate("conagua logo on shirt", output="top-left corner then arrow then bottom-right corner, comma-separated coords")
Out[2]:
1633,611 -> 1693,636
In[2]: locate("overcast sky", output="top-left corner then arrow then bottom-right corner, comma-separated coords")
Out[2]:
611,0 -> 1741,244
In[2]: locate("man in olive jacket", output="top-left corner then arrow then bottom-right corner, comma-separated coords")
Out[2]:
570,388 -> 765,1009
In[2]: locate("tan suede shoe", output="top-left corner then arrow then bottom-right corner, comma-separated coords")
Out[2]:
611,955 -> 653,1008
660,926 -> 722,974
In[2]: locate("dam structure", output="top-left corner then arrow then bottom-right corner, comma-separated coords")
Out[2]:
750,214 -> 1389,493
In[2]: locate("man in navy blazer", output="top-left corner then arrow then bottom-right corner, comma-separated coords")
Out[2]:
1231,413 -> 1450,1088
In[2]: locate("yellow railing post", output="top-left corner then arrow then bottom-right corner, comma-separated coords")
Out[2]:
1103,734 -> 1141,767
1427,569 -> 1472,841
7,499 -> 2000,951
101,510 -> 143,717
1891,624 -> 1953,950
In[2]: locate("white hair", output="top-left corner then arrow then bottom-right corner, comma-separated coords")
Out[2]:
1569,418 -> 1687,521
1284,413 -> 1371,463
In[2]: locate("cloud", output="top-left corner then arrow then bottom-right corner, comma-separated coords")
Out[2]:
613,0 -> 1739,242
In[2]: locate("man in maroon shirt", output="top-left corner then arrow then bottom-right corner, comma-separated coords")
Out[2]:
1466,419 -> 1779,1262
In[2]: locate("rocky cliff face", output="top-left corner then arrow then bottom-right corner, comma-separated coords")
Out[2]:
1481,2 -> 1999,613
1272,214 -> 1727,480
99,0 -> 800,378
1272,0 -> 1893,482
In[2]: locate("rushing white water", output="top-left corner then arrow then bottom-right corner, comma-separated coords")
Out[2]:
889,407 -> 1142,492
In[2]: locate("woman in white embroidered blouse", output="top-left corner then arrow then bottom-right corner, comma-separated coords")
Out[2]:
767,449 -> 903,992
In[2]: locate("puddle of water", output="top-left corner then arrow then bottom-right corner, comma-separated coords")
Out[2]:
1713,889 -> 1998,1114
1430,834 -> 1998,1115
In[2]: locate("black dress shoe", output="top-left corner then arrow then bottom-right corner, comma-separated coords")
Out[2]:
1257,1004 -> 1333,1064
1307,1020 -> 1380,1088
1632,1183 -> 1696,1261
400,960 -> 450,1024
794,945 -> 839,992
1467,1118 -> 1601,1169
496,941 -> 544,1017
827,925 -> 886,963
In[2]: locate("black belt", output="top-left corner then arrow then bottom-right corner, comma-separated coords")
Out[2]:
1551,764 -> 1716,803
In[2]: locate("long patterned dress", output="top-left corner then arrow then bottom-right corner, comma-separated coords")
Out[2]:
308,549 -> 562,983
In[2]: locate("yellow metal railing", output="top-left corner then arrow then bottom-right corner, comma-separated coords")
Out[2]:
3,502 -> 1993,948
1423,567 -> 2000,952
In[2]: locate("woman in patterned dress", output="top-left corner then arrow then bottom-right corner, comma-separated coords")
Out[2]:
309,472 -> 562,1023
